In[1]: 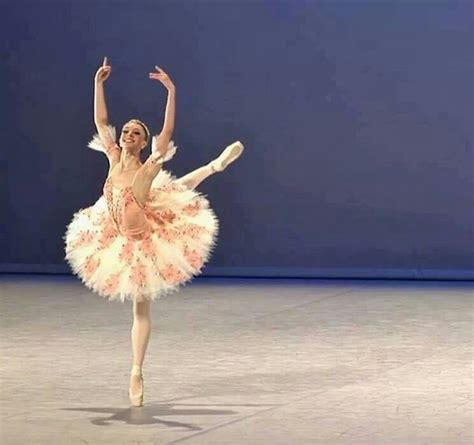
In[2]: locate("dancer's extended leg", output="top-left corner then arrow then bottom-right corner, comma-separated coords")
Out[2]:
176,141 -> 244,190
176,164 -> 215,190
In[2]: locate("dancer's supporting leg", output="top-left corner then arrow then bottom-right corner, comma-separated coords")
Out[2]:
130,299 -> 152,396
176,141 -> 244,190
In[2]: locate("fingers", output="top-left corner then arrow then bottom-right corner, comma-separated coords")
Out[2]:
155,66 -> 169,76
148,66 -> 173,87
149,73 -> 165,79
149,66 -> 168,78
95,58 -> 112,82
96,64 -> 111,81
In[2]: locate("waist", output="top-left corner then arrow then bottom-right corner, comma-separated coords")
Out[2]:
119,207 -> 151,237
119,224 -> 152,240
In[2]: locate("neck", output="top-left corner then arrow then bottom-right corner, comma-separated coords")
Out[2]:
119,149 -> 142,171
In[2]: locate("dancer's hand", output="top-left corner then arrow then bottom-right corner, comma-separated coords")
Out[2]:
149,66 -> 175,91
95,57 -> 111,84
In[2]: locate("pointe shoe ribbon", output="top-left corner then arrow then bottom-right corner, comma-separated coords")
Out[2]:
129,365 -> 144,407
210,141 -> 244,173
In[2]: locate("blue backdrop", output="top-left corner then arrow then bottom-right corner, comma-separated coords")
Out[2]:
1,0 -> 473,279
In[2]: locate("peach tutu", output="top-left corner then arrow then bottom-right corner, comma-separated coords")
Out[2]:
64,131 -> 219,302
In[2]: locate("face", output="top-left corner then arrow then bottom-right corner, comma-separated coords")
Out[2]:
120,122 -> 148,152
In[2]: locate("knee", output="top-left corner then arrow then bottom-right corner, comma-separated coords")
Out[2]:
133,301 -> 151,321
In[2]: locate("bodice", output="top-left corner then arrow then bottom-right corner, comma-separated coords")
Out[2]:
103,177 -> 151,239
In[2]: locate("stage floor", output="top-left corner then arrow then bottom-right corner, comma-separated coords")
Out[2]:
1,275 -> 473,444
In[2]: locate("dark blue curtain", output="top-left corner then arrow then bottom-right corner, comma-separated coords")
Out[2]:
1,0 -> 473,279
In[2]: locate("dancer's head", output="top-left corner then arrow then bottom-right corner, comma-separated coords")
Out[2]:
120,119 -> 150,153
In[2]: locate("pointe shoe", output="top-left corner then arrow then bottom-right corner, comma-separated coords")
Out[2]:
210,141 -> 244,173
129,365 -> 144,407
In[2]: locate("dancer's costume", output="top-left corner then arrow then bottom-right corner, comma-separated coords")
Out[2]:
65,127 -> 219,302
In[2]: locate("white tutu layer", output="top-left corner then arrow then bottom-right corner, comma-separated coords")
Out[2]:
65,169 -> 219,302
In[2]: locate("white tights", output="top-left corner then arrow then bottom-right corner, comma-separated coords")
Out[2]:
175,163 -> 215,190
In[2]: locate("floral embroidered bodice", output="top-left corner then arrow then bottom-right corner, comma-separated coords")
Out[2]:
103,177 -> 151,239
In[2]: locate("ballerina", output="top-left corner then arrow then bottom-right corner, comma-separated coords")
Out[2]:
64,57 -> 243,407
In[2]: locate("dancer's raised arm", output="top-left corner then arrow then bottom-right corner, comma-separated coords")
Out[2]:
93,57 -> 119,165
142,66 -> 176,178
150,66 -> 176,157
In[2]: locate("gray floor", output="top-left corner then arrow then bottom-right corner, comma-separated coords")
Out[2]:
0,275 -> 473,445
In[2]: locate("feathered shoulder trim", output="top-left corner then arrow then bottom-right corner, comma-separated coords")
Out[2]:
88,125 -> 117,152
151,136 -> 178,162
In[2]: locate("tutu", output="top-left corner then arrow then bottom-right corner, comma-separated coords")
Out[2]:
65,129 -> 219,302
